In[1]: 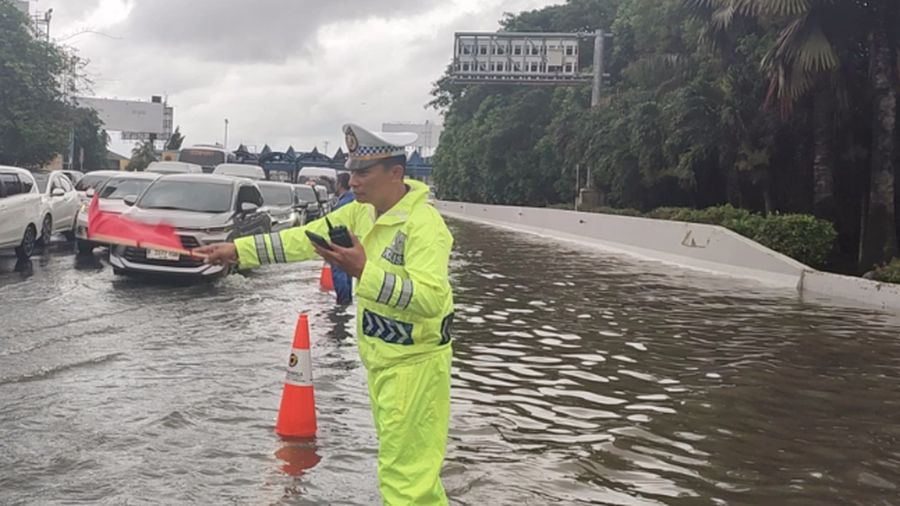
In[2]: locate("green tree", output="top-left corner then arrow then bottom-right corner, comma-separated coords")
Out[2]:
431,0 -> 898,271
165,126 -> 184,151
0,1 -> 84,167
126,140 -> 156,172
71,107 -> 109,170
691,0 -> 899,268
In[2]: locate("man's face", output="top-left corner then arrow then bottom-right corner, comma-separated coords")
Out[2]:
349,162 -> 401,204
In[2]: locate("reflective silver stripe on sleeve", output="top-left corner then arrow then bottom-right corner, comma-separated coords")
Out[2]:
396,278 -> 413,309
377,272 -> 396,305
270,232 -> 286,263
254,234 -> 269,265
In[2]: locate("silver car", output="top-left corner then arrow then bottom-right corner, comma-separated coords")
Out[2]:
293,184 -> 322,222
74,170 -> 120,204
109,174 -> 270,278
74,171 -> 162,254
258,181 -> 306,231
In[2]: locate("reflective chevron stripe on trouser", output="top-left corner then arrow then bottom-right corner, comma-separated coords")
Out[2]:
440,312 -> 454,346
362,310 -> 414,346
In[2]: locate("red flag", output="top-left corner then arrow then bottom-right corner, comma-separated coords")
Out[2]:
87,193 -> 187,252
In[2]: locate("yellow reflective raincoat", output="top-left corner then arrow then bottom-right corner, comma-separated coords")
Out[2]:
234,179 -> 453,505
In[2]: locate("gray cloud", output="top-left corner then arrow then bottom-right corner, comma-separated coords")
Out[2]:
120,0 -> 441,63
48,0 -> 559,155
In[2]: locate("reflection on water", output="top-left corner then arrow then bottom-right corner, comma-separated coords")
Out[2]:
443,220 -> 900,506
1,220 -> 899,505
276,441 -> 322,477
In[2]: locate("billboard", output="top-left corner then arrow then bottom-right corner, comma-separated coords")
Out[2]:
75,97 -> 167,137
452,32 -> 591,85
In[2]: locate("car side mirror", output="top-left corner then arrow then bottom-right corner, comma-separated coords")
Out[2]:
294,201 -> 309,210
51,187 -> 65,197
85,188 -> 96,198
123,195 -> 137,207
240,202 -> 259,214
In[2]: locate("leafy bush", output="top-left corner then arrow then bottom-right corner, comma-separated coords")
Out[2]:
750,214 -> 837,268
874,259 -> 900,284
593,206 -> 642,217
646,205 -> 753,225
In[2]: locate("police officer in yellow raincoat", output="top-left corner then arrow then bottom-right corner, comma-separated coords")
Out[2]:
197,124 -> 454,505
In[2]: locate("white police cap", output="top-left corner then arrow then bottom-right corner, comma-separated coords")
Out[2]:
342,123 -> 418,170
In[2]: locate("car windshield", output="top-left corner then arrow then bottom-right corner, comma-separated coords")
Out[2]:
294,186 -> 317,203
75,173 -> 111,191
32,173 -> 49,192
98,177 -> 156,200
138,180 -> 233,213
259,184 -> 294,206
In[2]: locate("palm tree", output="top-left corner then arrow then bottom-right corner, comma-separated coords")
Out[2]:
689,0 -> 899,269
165,126 -> 184,151
126,140 -> 157,172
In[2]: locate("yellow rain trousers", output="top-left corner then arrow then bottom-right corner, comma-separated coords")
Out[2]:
235,179 -> 453,505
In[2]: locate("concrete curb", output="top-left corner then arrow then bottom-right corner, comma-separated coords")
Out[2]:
436,200 -> 899,313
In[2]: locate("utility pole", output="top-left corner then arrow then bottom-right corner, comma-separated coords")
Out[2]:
574,163 -> 580,211
223,118 -> 229,150
44,9 -> 52,42
580,30 -> 609,210
590,30 -> 605,108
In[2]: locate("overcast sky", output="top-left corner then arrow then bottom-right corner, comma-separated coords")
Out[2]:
35,0 -> 560,156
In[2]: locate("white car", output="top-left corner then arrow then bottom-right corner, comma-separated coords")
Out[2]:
258,181 -> 305,231
74,171 -> 162,254
32,171 -> 80,245
74,170 -> 120,204
314,184 -> 331,213
213,163 -> 265,180
61,170 -> 85,186
0,166 -> 43,259
146,161 -> 204,175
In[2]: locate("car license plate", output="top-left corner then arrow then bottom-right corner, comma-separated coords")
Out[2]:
146,249 -> 180,261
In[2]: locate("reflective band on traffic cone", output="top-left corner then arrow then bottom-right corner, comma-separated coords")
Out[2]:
319,263 -> 334,292
276,314 -> 317,438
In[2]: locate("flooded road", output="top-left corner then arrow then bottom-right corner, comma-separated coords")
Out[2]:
2,219 -> 900,505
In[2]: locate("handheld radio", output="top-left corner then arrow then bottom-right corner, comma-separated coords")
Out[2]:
311,183 -> 353,248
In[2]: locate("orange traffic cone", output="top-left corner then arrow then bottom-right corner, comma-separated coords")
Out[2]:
319,263 -> 334,292
276,314 -> 317,438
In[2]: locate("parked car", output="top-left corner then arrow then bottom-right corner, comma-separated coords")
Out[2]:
61,170 -> 85,186
74,170 -> 119,203
213,163 -> 265,180
109,174 -> 270,278
297,166 -> 337,193
293,184 -> 322,221
315,184 -> 331,212
145,161 -> 204,175
32,171 -> 80,245
74,172 -> 162,254
0,166 -> 43,259
258,181 -> 305,231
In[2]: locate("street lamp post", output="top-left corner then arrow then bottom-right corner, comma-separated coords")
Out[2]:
224,119 -> 229,151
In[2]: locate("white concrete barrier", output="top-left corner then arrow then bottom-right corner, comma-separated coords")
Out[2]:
801,271 -> 900,312
436,200 -> 900,313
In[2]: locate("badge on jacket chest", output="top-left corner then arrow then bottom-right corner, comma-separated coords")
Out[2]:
382,232 -> 406,266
